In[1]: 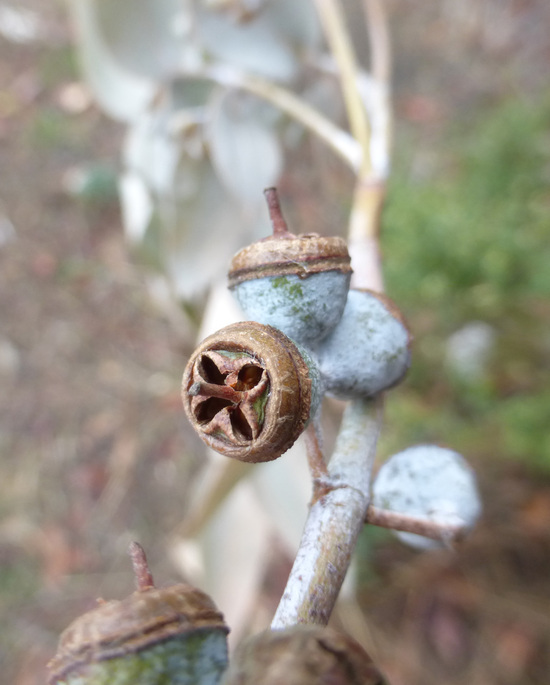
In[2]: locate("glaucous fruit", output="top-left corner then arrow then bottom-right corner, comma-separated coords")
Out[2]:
181,321 -> 322,462
228,188 -> 352,348
48,544 -> 229,685
372,444 -> 482,549
316,289 -> 411,399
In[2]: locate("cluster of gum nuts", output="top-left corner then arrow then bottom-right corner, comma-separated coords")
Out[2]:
182,188 -> 412,463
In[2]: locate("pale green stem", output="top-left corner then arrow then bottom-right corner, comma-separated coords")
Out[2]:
313,0 -> 372,175
349,0 -> 393,291
195,64 -> 361,170
363,0 -> 392,84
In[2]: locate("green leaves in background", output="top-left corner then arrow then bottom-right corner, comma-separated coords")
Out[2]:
381,96 -> 550,469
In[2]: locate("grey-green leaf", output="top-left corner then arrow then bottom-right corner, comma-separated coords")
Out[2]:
197,8 -> 297,82
68,0 -> 155,121
206,90 -> 282,206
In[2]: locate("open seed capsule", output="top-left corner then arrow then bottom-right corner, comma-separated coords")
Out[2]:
182,321 -> 322,462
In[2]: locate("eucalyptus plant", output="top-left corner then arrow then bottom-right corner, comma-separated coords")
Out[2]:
62,1 -> 482,681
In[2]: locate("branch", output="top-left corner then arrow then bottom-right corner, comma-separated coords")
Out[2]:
365,506 -> 467,543
273,0 -> 392,628
348,0 -> 393,292
272,397 -> 383,627
363,0 -> 392,84
189,64 -> 361,171
313,0 -> 372,173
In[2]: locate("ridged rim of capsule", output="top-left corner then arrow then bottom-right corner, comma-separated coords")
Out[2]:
47,584 -> 228,683
228,234 -> 352,287
181,322 -> 313,463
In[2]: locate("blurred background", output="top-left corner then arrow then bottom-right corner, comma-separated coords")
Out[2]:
0,1 -> 549,683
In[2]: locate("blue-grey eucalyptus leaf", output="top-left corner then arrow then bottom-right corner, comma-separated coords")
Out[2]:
197,8 -> 297,81
68,0 -> 155,122
263,0 -> 322,51
158,157 -> 268,298
124,110 -> 181,195
206,90 -> 282,206
95,0 -> 190,80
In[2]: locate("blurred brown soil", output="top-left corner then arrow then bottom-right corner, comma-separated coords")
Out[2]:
0,2 -> 549,684
0,4 -> 201,682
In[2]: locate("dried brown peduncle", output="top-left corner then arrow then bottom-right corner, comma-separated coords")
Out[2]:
264,187 -> 293,238
129,541 -> 155,592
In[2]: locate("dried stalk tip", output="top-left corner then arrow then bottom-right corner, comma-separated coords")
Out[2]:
264,187 -> 293,238
128,541 -> 155,592
221,626 -> 383,685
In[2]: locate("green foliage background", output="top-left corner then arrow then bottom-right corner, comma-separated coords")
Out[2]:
380,96 -> 550,470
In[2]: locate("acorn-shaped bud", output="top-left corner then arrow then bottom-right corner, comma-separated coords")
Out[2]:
372,445 -> 482,549
48,543 -> 229,685
317,289 -> 411,399
228,188 -> 352,348
221,626 -> 383,685
181,321 -> 322,463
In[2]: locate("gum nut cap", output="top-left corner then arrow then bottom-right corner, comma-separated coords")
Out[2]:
318,289 -> 411,399
181,321 -> 321,463
227,188 -> 352,346
47,584 -> 228,684
221,626 -> 382,685
372,445 -> 482,550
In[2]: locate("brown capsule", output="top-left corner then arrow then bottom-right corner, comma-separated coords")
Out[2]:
228,188 -> 352,347
228,188 -> 352,287
181,321 -> 321,463
48,543 -> 229,684
221,626 -> 383,685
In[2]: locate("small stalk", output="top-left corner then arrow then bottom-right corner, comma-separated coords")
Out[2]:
365,506 -> 467,543
264,187 -> 293,238
129,541 -> 155,591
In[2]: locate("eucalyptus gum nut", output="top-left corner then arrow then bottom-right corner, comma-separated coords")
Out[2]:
228,188 -> 352,347
48,584 -> 229,685
372,445 -> 482,550
231,270 -> 351,347
181,322 -> 322,463
221,626 -> 382,685
317,289 -> 411,399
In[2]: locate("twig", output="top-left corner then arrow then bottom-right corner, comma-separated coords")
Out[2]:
272,397 -> 383,627
273,0 -> 392,629
189,64 -> 362,170
362,0 -> 392,84
303,425 -> 330,503
313,0 -> 371,172
366,506 -> 467,543
347,0 -> 393,292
